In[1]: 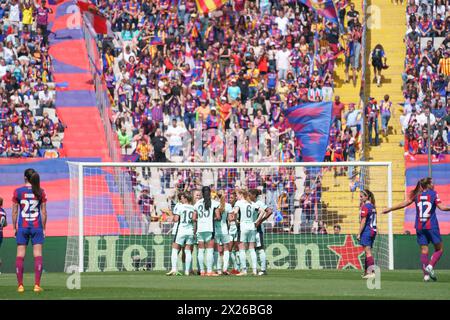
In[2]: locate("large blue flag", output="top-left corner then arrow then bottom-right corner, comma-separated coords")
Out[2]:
300,0 -> 339,24
284,102 -> 333,162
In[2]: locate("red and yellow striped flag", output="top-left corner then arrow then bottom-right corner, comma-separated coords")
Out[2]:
195,0 -> 227,14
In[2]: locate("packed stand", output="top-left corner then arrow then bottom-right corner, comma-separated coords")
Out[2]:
91,0 -> 367,233
0,0 -> 64,158
402,0 -> 450,161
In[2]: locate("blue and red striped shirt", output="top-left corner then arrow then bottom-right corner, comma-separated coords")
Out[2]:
414,190 -> 441,230
12,186 -> 47,229
360,202 -> 377,235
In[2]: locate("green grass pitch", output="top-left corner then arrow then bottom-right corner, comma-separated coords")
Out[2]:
0,270 -> 449,300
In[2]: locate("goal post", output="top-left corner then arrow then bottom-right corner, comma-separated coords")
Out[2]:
65,161 -> 393,273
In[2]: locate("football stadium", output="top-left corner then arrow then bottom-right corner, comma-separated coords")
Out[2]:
0,0 -> 450,302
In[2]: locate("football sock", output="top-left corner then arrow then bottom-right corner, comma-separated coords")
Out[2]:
34,256 -> 43,286
213,251 -> 219,271
250,249 -> 257,273
366,256 -> 374,271
235,251 -> 241,270
171,248 -> 179,272
420,253 -> 429,275
198,248 -> 205,272
430,250 -> 443,268
206,248 -> 214,273
16,257 -> 24,286
258,249 -> 266,271
184,250 -> 192,274
239,250 -> 247,272
223,250 -> 230,272
217,253 -> 222,272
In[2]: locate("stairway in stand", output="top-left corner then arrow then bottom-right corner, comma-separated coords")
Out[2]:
364,0 -> 406,234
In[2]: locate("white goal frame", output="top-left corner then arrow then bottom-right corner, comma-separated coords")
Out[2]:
68,161 -> 394,272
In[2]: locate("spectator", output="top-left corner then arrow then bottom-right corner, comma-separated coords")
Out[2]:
165,118 -> 186,158
136,138 -> 152,179
300,185 -> 318,226
118,127 -> 132,150
333,224 -> 341,235
35,0 -> 53,44
332,95 -> 345,130
38,85 -> 54,109
366,97 -> 380,146
380,94 -> 393,137
344,103 -> 361,137
371,44 -> 387,87
138,188 -> 156,234
152,127 -> 168,163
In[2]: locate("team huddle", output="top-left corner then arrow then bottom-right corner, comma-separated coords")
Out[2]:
166,186 -> 272,276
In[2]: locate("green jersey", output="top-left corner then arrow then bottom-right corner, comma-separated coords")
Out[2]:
215,202 -> 232,235
173,203 -> 195,235
234,199 -> 255,230
194,199 -> 220,233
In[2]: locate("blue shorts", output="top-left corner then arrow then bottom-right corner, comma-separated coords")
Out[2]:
0,233 -> 3,247
16,228 -> 44,246
360,231 -> 376,248
416,229 -> 442,246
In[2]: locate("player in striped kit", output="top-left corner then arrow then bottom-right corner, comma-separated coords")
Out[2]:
12,168 -> 47,293
249,189 -> 273,276
194,186 -> 221,276
383,177 -> 450,282
213,191 -> 232,275
230,189 -> 259,276
0,197 -> 7,249
357,189 -> 377,279
0,197 -> 6,271
167,192 -> 196,276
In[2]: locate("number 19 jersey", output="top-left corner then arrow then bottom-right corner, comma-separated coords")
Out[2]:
173,203 -> 195,235
12,186 -> 47,229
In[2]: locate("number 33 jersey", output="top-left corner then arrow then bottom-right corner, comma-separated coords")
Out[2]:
414,190 -> 441,231
12,186 -> 47,229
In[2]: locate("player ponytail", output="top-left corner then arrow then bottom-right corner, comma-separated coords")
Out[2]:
24,168 -> 42,200
409,177 -> 432,200
202,186 -> 212,211
362,189 -> 376,207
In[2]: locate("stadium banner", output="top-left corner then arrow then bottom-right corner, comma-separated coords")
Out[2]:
2,235 -> 450,273
299,0 -> 339,24
195,0 -> 227,14
284,102 -> 333,162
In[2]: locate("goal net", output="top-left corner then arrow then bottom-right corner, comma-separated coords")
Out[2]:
65,162 -> 393,273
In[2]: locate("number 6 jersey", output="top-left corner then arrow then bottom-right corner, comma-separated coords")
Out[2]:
12,186 -> 47,229
414,189 -> 440,231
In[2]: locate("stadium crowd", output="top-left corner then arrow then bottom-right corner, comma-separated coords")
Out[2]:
402,0 -> 450,161
98,0 -> 367,162
88,0 -> 369,233
0,0 -> 64,158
